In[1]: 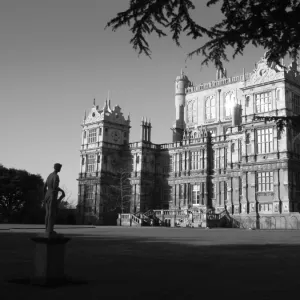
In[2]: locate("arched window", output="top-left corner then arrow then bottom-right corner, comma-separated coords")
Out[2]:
224,92 -> 236,117
231,143 -> 235,153
245,133 -> 250,144
187,100 -> 197,123
245,95 -> 250,107
205,96 -> 216,120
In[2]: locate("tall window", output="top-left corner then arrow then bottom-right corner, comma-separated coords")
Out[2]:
257,128 -> 273,154
211,183 -> 216,199
224,182 -> 227,201
87,154 -> 95,173
192,184 -> 200,205
205,96 -> 216,120
191,151 -> 204,170
224,92 -> 235,117
169,156 -> 173,172
191,151 -> 200,170
86,185 -> 94,200
88,128 -> 97,143
292,93 -> 300,115
187,100 -> 197,123
257,172 -> 273,192
214,148 -> 226,169
255,92 -> 272,113
179,184 -> 184,199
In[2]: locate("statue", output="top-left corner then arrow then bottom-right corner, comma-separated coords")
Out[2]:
43,163 -> 65,236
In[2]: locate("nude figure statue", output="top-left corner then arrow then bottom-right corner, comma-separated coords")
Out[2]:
43,163 -> 65,236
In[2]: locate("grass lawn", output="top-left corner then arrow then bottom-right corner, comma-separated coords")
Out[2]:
1,227 -> 300,300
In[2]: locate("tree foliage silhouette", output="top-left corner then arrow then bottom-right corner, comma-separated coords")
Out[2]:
106,0 -> 300,69
107,0 -> 300,132
0,165 -> 44,220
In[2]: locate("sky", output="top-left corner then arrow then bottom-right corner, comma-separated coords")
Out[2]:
0,0 -> 264,204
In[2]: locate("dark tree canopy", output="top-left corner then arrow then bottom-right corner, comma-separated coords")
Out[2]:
106,0 -> 300,69
0,165 -> 44,221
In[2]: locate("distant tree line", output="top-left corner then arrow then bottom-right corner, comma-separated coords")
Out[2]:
0,164 -> 76,224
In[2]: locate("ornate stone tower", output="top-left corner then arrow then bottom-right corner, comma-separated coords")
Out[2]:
173,70 -> 190,142
78,97 -> 131,224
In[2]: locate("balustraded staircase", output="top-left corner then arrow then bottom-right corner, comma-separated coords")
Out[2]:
119,209 -> 237,228
206,209 -> 239,228
117,213 -> 142,226
143,209 -> 163,226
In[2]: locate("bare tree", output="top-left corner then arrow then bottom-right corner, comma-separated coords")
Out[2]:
58,185 -> 75,209
104,168 -> 132,213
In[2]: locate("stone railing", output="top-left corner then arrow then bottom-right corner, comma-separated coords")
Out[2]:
131,214 -> 142,224
186,73 -> 251,94
119,213 -> 131,220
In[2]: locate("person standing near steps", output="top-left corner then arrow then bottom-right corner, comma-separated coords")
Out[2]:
43,163 -> 65,236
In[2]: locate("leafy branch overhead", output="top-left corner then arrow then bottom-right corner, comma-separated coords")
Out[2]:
106,0 -> 300,69
253,115 -> 300,133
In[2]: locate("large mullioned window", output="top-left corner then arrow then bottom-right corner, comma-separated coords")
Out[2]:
86,185 -> 94,200
205,96 -> 216,120
192,184 -> 204,205
255,92 -> 272,113
88,128 -> 97,143
257,172 -> 273,192
192,184 -> 200,205
187,100 -> 197,123
87,154 -> 96,173
213,147 -> 227,169
190,150 -> 205,170
257,128 -> 273,154
224,92 -> 235,117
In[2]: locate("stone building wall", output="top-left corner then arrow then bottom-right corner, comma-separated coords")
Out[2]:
77,54 -> 300,226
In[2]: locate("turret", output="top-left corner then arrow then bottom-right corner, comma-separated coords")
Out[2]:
173,70 -> 189,142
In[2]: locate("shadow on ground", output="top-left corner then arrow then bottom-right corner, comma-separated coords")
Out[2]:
0,230 -> 299,299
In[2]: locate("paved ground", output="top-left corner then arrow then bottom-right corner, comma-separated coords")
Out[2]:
1,226 -> 300,300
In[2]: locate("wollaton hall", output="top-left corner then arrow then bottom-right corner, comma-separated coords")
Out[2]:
77,53 -> 300,226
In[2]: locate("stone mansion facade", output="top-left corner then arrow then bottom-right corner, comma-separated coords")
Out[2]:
77,54 -> 300,225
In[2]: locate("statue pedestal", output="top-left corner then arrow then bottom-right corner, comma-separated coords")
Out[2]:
31,234 -> 71,286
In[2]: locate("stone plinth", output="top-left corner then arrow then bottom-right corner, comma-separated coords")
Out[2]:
31,234 -> 71,286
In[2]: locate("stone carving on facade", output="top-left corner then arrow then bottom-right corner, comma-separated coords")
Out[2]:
283,203 -> 289,213
85,108 -> 102,124
247,53 -> 284,86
